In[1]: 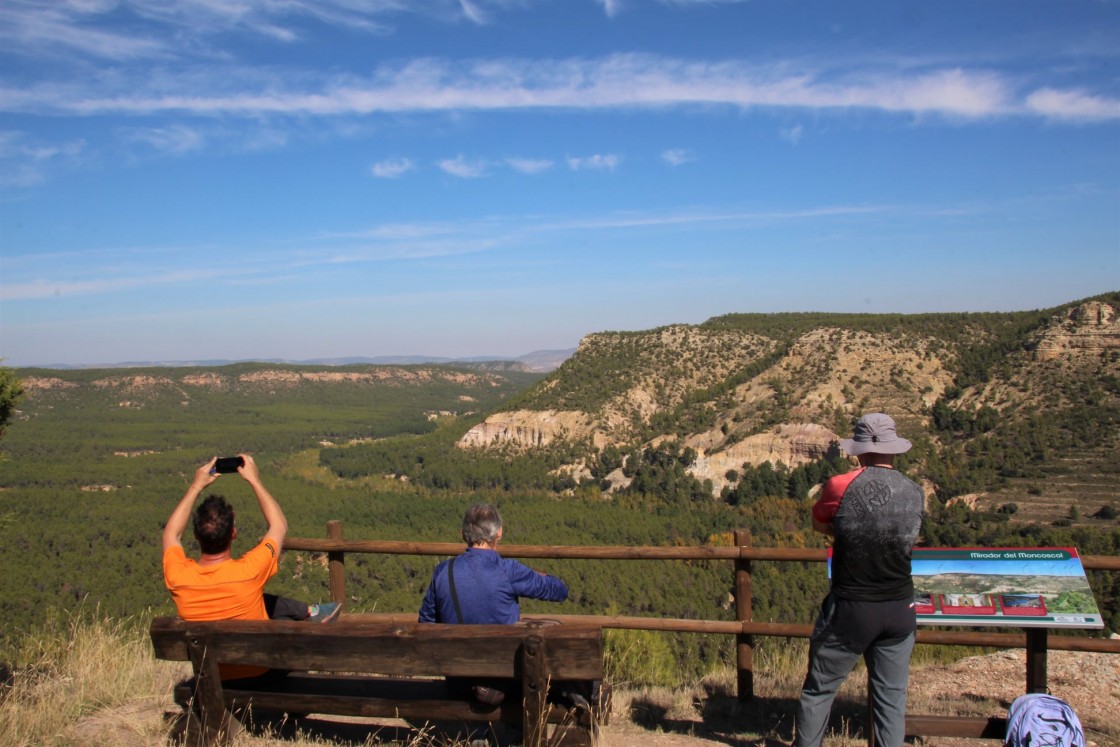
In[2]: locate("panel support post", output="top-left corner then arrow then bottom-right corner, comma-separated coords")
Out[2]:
1026,628 -> 1048,694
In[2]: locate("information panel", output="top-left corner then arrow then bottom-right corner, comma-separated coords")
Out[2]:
827,547 -> 1103,628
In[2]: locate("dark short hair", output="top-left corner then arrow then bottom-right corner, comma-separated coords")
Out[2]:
193,495 -> 235,555
461,503 -> 502,546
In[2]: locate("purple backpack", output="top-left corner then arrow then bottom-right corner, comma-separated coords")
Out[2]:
1005,694 -> 1085,747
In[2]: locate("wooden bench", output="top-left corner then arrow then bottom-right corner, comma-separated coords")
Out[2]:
150,616 -> 608,747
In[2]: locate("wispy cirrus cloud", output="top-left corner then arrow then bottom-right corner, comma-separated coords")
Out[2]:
3,196 -> 1051,305
0,0 -> 454,61
0,130 -> 86,187
1,267 -> 223,301
568,154 -> 620,171
505,157 -> 554,174
5,54 -> 1113,122
597,0 -> 625,18
779,124 -> 803,145
0,2 -> 170,61
438,154 -> 490,178
661,148 -> 694,166
1025,88 -> 1120,122
457,0 -> 488,25
602,0 -> 748,16
370,157 -> 415,178
123,124 -> 206,154
374,155 -> 556,178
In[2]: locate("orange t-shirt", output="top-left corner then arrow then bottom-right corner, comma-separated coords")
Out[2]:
162,540 -> 280,679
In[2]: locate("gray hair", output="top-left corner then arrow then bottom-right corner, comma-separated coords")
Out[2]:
461,503 -> 502,546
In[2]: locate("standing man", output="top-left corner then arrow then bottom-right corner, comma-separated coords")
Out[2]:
419,503 -> 568,625
162,455 -> 338,680
795,414 -> 925,747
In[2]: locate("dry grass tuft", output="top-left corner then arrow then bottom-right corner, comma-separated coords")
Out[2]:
0,606 -> 177,746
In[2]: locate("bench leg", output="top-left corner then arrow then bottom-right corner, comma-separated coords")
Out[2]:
185,636 -> 241,747
522,634 -> 548,747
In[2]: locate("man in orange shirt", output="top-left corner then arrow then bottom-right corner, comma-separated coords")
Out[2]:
162,454 -> 338,680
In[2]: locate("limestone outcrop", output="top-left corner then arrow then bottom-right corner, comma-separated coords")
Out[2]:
456,409 -> 599,449
687,423 -> 841,494
1032,301 -> 1120,361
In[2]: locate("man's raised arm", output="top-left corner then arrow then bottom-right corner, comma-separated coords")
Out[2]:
162,457 -> 219,551
237,454 -> 288,549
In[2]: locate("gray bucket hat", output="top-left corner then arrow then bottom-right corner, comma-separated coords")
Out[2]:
839,413 -> 912,456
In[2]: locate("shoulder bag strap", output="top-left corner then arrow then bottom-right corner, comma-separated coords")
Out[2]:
447,555 -> 465,624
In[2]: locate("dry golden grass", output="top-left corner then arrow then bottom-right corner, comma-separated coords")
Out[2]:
0,606 -> 177,746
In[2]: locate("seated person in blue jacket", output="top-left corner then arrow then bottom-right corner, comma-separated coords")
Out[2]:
419,503 -> 575,708
419,502 -> 568,624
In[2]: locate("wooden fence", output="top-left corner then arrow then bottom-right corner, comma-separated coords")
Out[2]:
286,521 -> 1120,741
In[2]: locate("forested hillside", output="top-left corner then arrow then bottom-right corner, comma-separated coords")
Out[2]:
457,293 -> 1120,517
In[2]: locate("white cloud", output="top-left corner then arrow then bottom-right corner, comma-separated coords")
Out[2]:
438,154 -> 489,178
597,0 -> 625,17
3,54 -> 1073,122
0,3 -> 170,61
780,124 -> 803,145
567,154 -> 620,172
124,124 -> 205,154
0,131 -> 86,187
505,157 -> 553,174
458,0 -> 487,25
661,148 -> 694,166
0,0 -> 518,63
370,157 -> 415,178
1025,88 -> 1120,122
5,52 -> 1113,124
0,267 -> 222,301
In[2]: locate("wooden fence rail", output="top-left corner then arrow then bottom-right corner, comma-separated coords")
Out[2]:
285,521 -> 1119,740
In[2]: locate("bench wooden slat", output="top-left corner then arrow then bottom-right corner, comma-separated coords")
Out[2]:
175,676 -> 589,724
152,618 -> 603,680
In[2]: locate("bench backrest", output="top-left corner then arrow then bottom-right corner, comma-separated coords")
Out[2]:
150,617 -> 604,680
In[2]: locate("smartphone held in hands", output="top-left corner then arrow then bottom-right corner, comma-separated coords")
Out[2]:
213,456 -> 245,474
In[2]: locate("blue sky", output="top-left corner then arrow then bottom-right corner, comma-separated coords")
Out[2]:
1,0 -> 1118,367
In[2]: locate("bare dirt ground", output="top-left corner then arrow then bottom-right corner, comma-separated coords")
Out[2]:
71,648 -> 1119,747
602,647 -> 1120,747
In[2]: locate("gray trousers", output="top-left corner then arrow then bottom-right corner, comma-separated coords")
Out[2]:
794,593 -> 916,747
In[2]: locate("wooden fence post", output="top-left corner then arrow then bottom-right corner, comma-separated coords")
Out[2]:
734,529 -> 754,702
327,520 -> 346,606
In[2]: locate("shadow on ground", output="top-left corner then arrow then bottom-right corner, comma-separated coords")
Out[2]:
625,691 -> 877,747
165,706 -> 527,746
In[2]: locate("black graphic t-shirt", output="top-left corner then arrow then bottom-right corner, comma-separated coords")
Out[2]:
829,466 -> 924,602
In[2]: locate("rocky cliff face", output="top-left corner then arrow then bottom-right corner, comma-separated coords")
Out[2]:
1031,301 -> 1120,361
457,409 -> 603,449
685,423 -> 841,493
